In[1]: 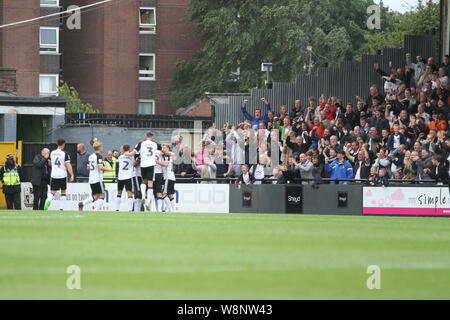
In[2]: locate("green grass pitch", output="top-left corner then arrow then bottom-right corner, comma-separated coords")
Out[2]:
0,210 -> 449,299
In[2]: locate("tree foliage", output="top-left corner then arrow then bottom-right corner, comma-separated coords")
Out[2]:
171,0 -> 440,109
58,81 -> 98,114
364,0 -> 440,54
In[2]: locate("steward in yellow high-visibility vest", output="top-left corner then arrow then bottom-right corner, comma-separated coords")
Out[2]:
103,153 -> 117,182
0,154 -> 23,210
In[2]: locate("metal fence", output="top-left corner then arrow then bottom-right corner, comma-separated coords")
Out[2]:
214,35 -> 436,126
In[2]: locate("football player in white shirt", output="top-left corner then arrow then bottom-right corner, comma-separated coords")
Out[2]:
162,144 -> 176,212
124,131 -> 159,211
153,152 -> 166,212
44,138 -> 74,211
116,144 -> 136,211
78,141 -> 112,211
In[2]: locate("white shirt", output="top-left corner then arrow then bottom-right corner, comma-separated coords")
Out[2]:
50,149 -> 70,179
118,155 -> 134,180
135,140 -> 158,168
154,153 -> 163,174
393,134 -> 401,149
242,172 -> 250,184
251,164 -> 265,185
88,153 -> 103,184
162,154 -> 175,181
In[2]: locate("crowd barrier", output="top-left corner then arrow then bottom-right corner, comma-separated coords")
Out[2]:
19,183 -> 450,216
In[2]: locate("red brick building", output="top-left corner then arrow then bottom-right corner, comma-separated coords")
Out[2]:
0,0 -> 201,114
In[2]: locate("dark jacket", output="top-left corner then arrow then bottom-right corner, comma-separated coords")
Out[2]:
0,161 -> 23,194
429,163 -> 449,184
370,115 -> 390,135
353,160 -> 372,180
386,133 -> 408,151
31,154 -> 50,187
236,172 -> 255,185
76,151 -> 90,178
285,136 -> 309,155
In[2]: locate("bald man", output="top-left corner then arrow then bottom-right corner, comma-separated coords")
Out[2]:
77,143 -> 90,181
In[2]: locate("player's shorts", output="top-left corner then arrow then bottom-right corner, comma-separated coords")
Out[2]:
118,179 -> 133,192
153,173 -> 164,194
164,179 -> 175,195
131,176 -> 142,193
50,177 -> 67,191
90,182 -> 106,195
141,166 -> 154,181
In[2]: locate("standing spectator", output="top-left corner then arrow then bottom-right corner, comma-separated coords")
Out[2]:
387,124 -> 407,152
370,107 -> 390,135
352,147 -> 372,181
424,154 -> 448,186
236,164 -> 255,185
31,148 -> 50,210
297,153 -> 314,185
290,99 -> 303,119
241,98 -> 271,129
76,144 -> 90,181
0,155 -> 23,210
324,150 -> 354,184
441,54 -> 449,77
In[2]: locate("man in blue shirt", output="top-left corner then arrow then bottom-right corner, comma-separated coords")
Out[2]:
241,98 -> 271,129
325,150 -> 354,184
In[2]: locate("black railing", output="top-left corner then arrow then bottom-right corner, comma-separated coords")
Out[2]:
65,113 -> 212,129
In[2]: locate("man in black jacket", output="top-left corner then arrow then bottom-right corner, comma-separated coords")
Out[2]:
236,164 -> 255,186
425,154 -> 449,186
31,148 -> 50,210
0,155 -> 24,210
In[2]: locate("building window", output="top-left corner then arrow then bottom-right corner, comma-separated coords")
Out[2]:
139,100 -> 155,115
140,7 -> 156,33
39,74 -> 59,96
40,0 -> 59,7
40,27 -> 59,53
139,54 -> 155,80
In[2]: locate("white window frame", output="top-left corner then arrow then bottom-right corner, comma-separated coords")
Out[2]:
139,53 -> 155,81
40,27 -> 59,54
40,0 -> 59,8
139,7 -> 156,34
139,100 -> 155,115
39,74 -> 59,96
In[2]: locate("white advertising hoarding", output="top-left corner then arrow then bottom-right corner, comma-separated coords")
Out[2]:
363,186 -> 450,216
21,183 -> 229,213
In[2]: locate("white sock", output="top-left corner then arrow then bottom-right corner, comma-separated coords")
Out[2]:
140,184 -> 147,198
115,196 -> 121,211
134,198 -> 141,212
127,197 -> 134,211
170,198 -> 175,211
48,193 -> 54,202
83,196 -> 94,206
147,188 -> 154,209
95,198 -> 104,211
164,197 -> 172,212
156,197 -> 163,212
60,196 -> 66,210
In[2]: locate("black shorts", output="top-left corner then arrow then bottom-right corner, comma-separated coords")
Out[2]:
165,180 -> 175,195
154,173 -> 164,194
118,179 -> 133,192
131,176 -> 142,193
50,178 -> 67,191
90,182 -> 106,195
141,166 -> 154,181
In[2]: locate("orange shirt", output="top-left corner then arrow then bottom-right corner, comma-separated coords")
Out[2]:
428,120 -> 447,131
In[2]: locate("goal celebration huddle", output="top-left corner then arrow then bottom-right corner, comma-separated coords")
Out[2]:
43,132 -> 176,212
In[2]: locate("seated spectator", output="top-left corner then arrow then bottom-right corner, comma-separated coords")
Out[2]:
324,150 -> 354,184
374,168 -> 389,187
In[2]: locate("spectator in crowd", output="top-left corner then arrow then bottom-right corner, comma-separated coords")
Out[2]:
31,148 -> 50,210
387,124 -> 408,152
366,166 -> 378,186
0,155 -> 23,210
352,146 -> 371,181
290,99 -> 303,119
425,154 -> 449,186
76,143 -> 90,181
241,98 -> 271,129
236,164 -> 255,186
297,153 -> 314,185
112,150 -> 120,162
324,150 -> 353,184
374,168 -> 389,187
192,155 -> 217,184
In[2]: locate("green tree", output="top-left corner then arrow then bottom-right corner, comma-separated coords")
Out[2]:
171,0 -> 376,108
58,81 -> 98,114
364,0 -> 440,54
